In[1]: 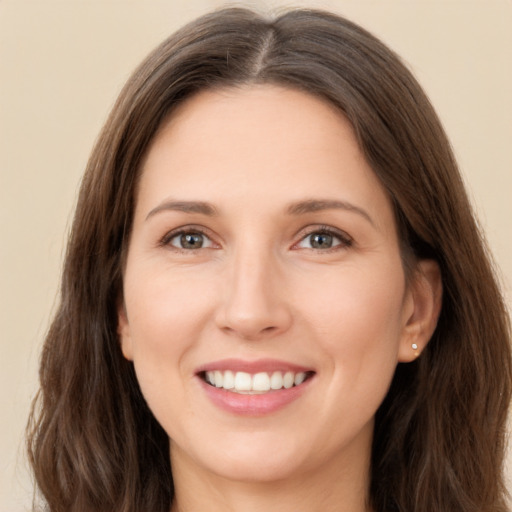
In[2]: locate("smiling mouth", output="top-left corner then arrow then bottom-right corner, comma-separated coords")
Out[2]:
200,370 -> 315,394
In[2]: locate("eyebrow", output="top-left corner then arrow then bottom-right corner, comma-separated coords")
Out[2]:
286,199 -> 375,226
145,198 -> 374,226
146,200 -> 218,220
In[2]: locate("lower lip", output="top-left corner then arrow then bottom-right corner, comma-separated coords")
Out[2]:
199,377 -> 312,416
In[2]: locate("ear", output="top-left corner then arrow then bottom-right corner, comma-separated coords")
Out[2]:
398,260 -> 443,362
117,302 -> 134,361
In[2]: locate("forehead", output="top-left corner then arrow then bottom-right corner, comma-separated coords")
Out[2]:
144,85 -> 358,170
158,85 -> 347,142
136,85 -> 394,231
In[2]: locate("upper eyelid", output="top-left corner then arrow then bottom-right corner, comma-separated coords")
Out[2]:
294,224 -> 352,242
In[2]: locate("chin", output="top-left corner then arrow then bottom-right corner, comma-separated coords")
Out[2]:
172,431 -> 311,484
209,453 -> 303,483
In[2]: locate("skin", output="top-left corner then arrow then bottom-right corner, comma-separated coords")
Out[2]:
118,85 -> 441,512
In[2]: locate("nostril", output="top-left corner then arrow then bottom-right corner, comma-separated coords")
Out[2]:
218,322 -> 282,341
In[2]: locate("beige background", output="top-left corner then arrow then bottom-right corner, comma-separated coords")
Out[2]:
1,1 -> 511,510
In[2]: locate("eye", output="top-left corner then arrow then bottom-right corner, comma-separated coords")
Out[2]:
163,229 -> 214,250
295,228 -> 352,250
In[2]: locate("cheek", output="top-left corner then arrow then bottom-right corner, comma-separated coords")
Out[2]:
124,266 -> 215,352
122,267 -> 217,418
305,268 -> 406,443
300,262 -> 406,376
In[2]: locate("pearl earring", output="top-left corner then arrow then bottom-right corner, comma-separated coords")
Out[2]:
412,343 -> 419,357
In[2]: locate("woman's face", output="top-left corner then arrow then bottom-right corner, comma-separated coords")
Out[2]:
119,85 -> 425,483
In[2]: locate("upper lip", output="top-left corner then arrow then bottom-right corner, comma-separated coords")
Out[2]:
195,358 -> 314,375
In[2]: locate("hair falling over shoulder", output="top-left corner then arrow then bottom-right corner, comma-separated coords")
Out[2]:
27,7 -> 511,512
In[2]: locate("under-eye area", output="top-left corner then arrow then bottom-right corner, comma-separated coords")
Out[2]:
200,370 -> 316,394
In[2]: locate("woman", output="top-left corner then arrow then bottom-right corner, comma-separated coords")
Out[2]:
27,7 -> 511,512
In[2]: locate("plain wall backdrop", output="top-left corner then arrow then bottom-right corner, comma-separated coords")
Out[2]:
1,1 -> 511,510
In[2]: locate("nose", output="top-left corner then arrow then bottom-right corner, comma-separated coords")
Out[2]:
215,246 -> 293,341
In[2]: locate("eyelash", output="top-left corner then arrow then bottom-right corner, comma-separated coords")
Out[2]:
293,225 -> 353,252
159,225 -> 353,252
159,226 -> 215,252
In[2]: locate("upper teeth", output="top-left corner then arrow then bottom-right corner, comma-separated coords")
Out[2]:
204,370 -> 307,393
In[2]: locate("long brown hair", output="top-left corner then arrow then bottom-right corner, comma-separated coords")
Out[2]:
27,7 -> 511,512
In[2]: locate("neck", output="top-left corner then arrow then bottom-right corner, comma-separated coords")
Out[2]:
169,437 -> 373,512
